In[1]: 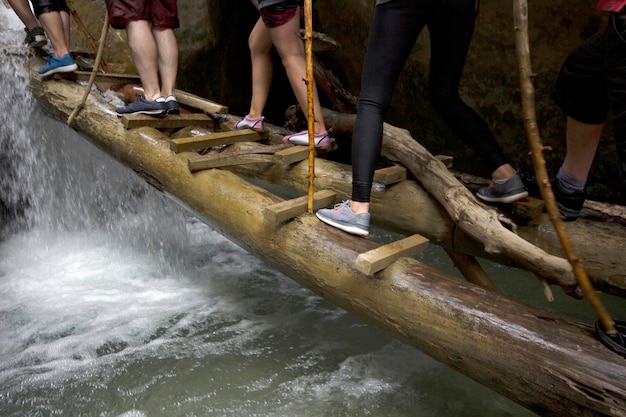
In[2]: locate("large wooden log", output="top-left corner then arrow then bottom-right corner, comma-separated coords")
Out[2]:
29,71 -> 626,417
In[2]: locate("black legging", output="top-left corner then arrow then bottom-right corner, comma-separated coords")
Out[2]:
352,0 -> 509,202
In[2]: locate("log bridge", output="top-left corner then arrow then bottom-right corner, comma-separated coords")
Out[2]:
30,70 -> 626,417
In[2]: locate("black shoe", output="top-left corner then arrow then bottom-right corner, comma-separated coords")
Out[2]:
518,167 -> 585,221
552,179 -> 586,221
164,95 -> 179,115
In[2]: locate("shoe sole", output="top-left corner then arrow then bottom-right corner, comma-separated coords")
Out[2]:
476,190 -> 528,204
117,109 -> 167,117
38,63 -> 78,77
315,212 -> 369,237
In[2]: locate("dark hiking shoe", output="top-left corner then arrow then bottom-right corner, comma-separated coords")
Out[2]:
164,95 -> 179,115
477,174 -> 528,203
116,95 -> 167,117
517,167 -> 585,221
24,26 -> 46,48
552,179 -> 586,221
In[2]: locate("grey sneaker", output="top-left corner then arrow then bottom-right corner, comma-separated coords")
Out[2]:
316,200 -> 370,237
476,174 -> 528,204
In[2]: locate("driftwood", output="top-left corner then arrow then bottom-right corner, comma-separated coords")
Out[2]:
29,74 -> 626,417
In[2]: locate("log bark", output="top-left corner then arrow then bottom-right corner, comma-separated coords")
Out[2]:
30,73 -> 626,417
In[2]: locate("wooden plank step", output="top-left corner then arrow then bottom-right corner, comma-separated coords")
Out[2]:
170,129 -> 267,153
355,234 -> 429,276
373,165 -> 407,185
174,89 -> 228,114
512,196 -> 544,221
56,71 -> 141,85
188,153 -> 273,172
121,113 -> 214,129
264,190 -> 337,223
272,146 -> 310,165
435,154 -> 454,168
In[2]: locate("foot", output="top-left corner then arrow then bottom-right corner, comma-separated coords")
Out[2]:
116,95 -> 167,117
24,26 -> 46,49
37,53 -> 77,77
235,115 -> 265,132
316,200 -> 370,237
552,179 -> 586,221
476,174 -> 528,203
164,95 -> 179,115
283,130 -> 333,148
517,167 -> 585,221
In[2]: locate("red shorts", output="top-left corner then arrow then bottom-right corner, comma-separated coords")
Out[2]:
105,0 -> 179,30
260,2 -> 300,28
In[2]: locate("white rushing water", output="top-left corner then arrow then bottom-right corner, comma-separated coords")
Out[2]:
0,5 -> 545,416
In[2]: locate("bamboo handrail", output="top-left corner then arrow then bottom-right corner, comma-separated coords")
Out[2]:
305,0 -> 315,212
512,0 -> 615,335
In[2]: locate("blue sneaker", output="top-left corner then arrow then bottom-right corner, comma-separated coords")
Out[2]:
164,95 -> 180,115
37,53 -> 77,77
116,95 -> 167,117
316,200 -> 370,237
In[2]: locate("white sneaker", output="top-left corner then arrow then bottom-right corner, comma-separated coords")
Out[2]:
283,130 -> 333,148
235,115 -> 264,132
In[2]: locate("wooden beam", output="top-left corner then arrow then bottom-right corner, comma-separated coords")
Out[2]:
264,190 -> 337,223
188,153 -> 273,172
174,89 -> 228,114
512,196 -> 545,221
355,233 -> 429,276
121,113 -> 213,129
170,129 -> 267,153
56,71 -> 141,85
373,165 -> 407,185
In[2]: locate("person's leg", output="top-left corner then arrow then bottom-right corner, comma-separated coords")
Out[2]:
562,117 -> 604,181
37,11 -> 70,57
60,10 -> 70,49
152,27 -> 178,98
7,0 -> 40,30
248,17 -> 273,119
269,10 -> 327,134
126,20 -> 162,101
606,12 -> 626,186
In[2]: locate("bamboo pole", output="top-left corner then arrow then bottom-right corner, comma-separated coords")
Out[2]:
66,0 -> 108,73
304,0 -> 315,212
68,11 -> 108,126
512,0 -> 615,334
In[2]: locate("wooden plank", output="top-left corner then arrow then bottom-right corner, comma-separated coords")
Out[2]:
435,154 -> 454,168
170,129 -> 267,153
188,153 -> 273,172
121,113 -> 213,129
174,89 -> 228,114
512,196 -> 544,221
264,190 -> 337,223
273,146 -> 309,165
56,71 -> 141,85
355,234 -> 429,276
373,165 -> 407,185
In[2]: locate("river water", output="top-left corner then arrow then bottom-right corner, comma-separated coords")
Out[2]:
2,6 -> 622,417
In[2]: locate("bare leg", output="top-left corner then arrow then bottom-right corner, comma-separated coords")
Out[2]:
7,0 -> 39,30
126,20 -> 161,101
152,27 -> 178,97
562,116 -> 604,181
38,12 -> 70,58
248,18 -> 273,118
269,13 -> 326,134
60,10 -> 70,47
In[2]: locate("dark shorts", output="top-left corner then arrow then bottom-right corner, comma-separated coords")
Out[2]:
551,31 -> 611,125
260,1 -> 301,28
104,0 -> 179,30
31,0 -> 69,18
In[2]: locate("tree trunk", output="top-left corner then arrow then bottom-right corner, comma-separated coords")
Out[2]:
30,74 -> 626,416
